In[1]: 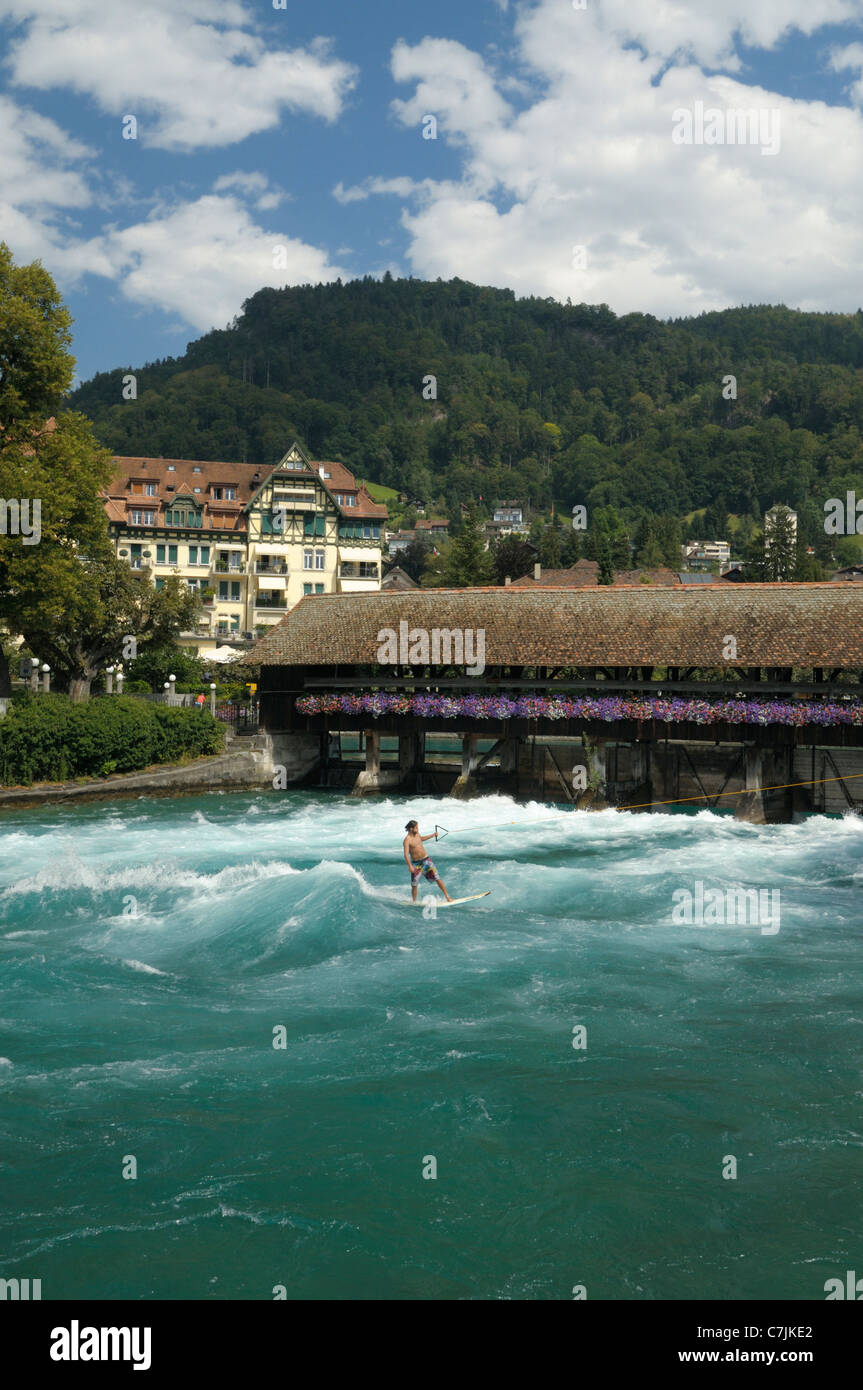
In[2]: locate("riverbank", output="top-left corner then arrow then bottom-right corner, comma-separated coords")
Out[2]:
0,737 -> 269,809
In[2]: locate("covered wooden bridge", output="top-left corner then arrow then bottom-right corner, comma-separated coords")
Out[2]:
250,584 -> 863,821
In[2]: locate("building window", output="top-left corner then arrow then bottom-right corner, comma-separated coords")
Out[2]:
144,482 -> 157,497
193,466 -> 202,474
315,550 -> 325,570
315,583 -> 324,594
188,545 -> 209,565
130,509 -> 155,525
211,486 -> 237,501
155,577 -> 165,590
219,581 -> 241,601
167,465 -> 175,472
156,544 -> 165,564
303,550 -> 314,570
167,509 -> 201,528
303,582 -> 312,595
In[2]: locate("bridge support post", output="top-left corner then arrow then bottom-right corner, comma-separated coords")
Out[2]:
577,737 -> 610,809
450,733 -> 480,799
735,747 -> 767,824
735,746 -> 795,824
627,740 -> 652,811
398,732 -> 423,789
352,728 -> 402,796
498,739 -> 519,775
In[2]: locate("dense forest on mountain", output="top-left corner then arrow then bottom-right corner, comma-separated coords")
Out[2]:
69,276 -> 863,561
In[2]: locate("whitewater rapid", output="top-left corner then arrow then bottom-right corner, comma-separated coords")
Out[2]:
0,791 -> 860,1299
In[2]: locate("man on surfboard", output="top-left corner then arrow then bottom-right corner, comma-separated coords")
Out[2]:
404,820 -> 453,904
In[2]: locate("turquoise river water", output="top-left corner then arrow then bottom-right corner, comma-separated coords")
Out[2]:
0,791 -> 860,1300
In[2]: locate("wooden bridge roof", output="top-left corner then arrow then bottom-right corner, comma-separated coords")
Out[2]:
250,584 -> 863,669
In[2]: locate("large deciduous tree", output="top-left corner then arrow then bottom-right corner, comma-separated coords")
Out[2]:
0,244 -> 198,699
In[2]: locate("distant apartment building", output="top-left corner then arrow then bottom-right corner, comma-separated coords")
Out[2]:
103,442 -> 387,655
682,539 -> 731,570
387,518 -> 449,556
488,502 -> 528,537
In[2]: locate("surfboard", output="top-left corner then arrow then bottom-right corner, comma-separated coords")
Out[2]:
413,892 -> 490,907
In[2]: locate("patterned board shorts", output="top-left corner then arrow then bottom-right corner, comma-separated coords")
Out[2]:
410,856 -> 437,884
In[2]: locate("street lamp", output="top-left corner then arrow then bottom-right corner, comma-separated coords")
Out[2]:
41,663 -> 50,694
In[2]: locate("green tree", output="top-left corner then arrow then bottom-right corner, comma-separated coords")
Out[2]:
13,559 -> 199,701
437,508 -> 494,587
597,534 -> 615,585
397,537 -> 432,583
0,247 -> 115,695
762,505 -> 798,581
126,642 -> 205,691
492,534 -> 535,585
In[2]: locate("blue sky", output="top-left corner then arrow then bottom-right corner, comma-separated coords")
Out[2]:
3,0 -> 863,384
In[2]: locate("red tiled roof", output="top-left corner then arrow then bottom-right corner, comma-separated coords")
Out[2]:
511,560 -> 599,587
103,451 -> 387,530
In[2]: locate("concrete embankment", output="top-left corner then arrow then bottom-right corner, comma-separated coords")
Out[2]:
0,735 -> 274,810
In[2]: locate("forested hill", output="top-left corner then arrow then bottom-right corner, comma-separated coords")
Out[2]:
69,277 -> 863,529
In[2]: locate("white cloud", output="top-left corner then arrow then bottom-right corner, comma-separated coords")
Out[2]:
375,3 -> 863,316
0,0 -> 357,150
333,176 -> 440,204
102,194 -> 348,329
212,170 -> 287,211
0,95 -> 347,332
830,42 -> 863,104
541,0 -> 863,72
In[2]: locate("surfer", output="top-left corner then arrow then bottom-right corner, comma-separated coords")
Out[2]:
404,820 -> 453,904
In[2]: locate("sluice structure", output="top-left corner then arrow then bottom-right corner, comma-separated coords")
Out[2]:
250,585 -> 863,823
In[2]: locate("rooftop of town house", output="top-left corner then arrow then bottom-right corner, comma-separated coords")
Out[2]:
249,583 -> 863,669
510,560 -> 599,586
509,561 -> 681,588
381,566 -> 420,591
102,447 -> 387,531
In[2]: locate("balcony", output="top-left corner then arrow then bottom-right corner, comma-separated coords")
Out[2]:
255,561 -> 288,575
254,597 -> 287,611
213,561 -> 246,574
339,566 -> 379,580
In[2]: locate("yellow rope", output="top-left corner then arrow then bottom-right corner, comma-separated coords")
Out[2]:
434,771 -> 863,837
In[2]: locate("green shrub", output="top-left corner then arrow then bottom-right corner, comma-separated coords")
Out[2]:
0,695 -> 225,786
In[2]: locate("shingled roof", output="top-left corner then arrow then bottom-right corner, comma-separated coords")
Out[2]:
250,584 -> 863,668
